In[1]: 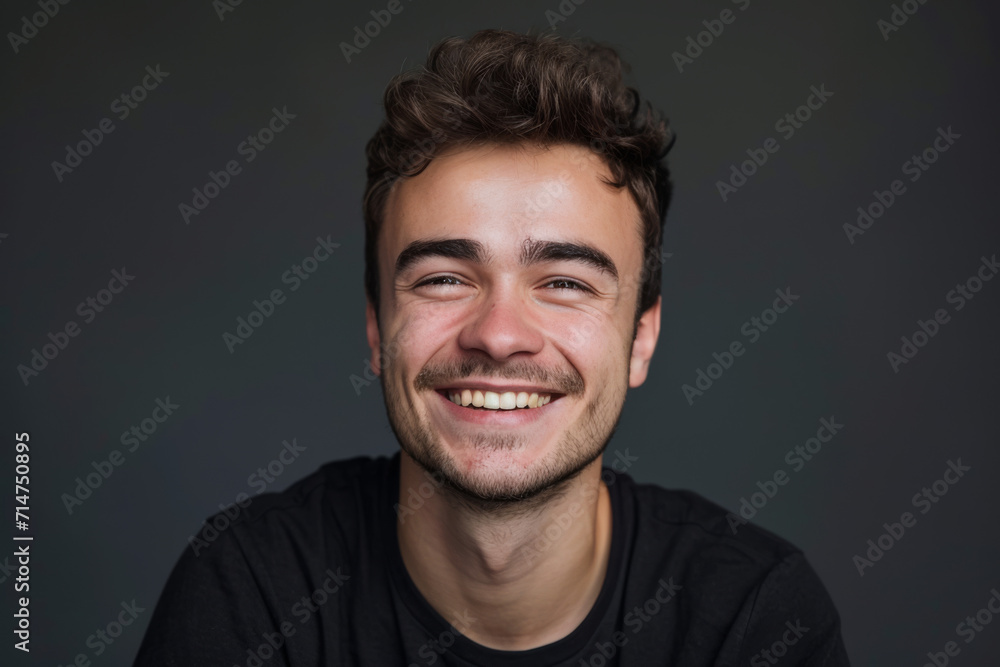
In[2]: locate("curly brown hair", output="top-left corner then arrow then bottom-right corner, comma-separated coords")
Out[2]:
363,29 -> 675,329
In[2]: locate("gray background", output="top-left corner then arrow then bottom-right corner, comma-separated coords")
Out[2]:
2,0 -> 998,664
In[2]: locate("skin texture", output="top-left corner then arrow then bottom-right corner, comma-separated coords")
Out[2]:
365,142 -> 662,649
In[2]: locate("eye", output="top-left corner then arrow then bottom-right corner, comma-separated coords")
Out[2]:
415,275 -> 465,288
545,278 -> 591,292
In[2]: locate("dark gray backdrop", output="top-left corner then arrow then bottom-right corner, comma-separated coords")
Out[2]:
2,0 -> 998,664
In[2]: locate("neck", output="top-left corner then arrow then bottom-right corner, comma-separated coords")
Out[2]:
396,451 -> 613,650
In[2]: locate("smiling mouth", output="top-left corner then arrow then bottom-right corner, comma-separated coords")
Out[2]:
436,388 -> 560,410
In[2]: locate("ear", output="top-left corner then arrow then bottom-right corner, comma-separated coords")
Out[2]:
628,296 -> 661,388
365,299 -> 382,376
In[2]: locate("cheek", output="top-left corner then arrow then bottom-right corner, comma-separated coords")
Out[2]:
555,313 -> 621,359
384,306 -> 458,372
552,313 -> 631,388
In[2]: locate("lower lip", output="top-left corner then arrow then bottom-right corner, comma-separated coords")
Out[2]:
434,390 -> 562,425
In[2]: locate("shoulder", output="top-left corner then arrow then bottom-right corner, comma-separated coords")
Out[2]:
618,478 -> 847,659
192,453 -> 394,562
629,481 -> 801,566
617,476 -> 818,604
136,456 -> 393,664
237,453 -> 391,521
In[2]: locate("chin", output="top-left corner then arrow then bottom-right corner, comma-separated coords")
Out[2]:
402,430 -> 604,510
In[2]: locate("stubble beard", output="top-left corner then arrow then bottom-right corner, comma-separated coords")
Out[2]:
380,362 -> 628,519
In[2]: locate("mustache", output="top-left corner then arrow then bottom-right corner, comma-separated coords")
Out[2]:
413,357 -> 584,396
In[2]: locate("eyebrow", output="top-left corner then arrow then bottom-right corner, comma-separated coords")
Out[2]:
394,237 -> 619,282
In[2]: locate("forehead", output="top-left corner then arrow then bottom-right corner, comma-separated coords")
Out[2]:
381,143 -> 642,266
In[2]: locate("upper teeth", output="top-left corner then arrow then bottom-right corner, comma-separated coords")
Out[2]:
447,389 -> 552,409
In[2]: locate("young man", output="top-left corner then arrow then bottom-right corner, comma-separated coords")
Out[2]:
136,30 -> 850,665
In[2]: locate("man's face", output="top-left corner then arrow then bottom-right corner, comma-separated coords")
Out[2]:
366,143 -> 661,505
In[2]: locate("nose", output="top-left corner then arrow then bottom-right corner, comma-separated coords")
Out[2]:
456,283 -> 544,360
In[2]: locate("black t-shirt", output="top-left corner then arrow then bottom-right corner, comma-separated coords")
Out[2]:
134,453 -> 850,666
